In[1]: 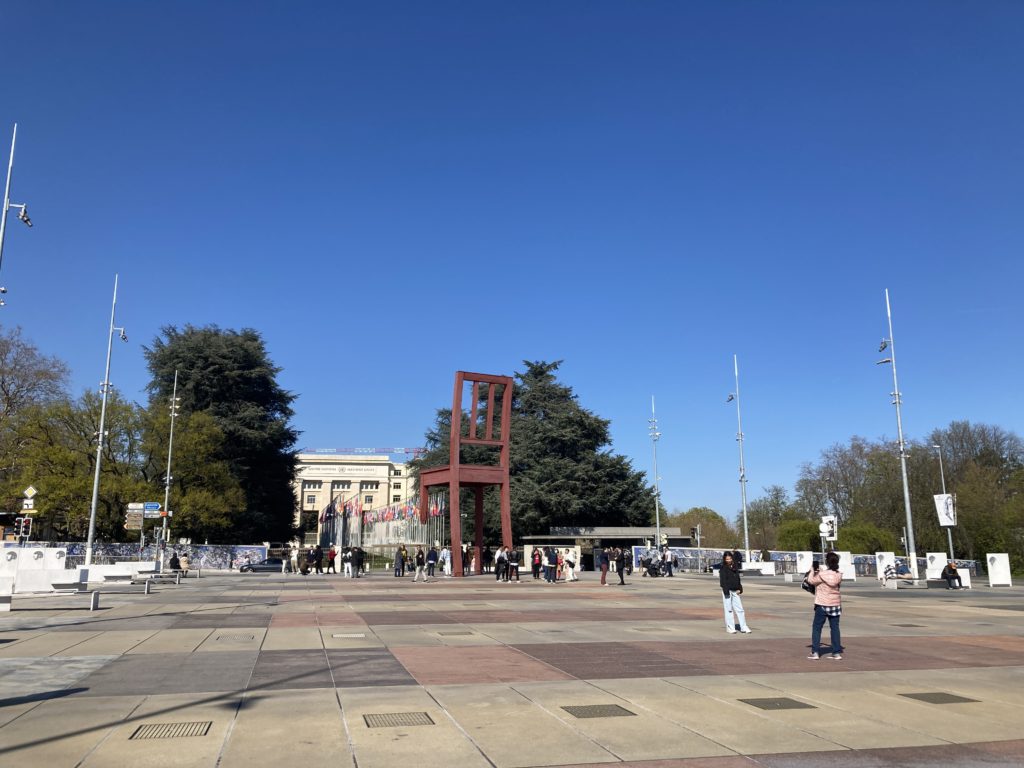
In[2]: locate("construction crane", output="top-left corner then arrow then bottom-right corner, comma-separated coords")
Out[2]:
300,447 -> 426,459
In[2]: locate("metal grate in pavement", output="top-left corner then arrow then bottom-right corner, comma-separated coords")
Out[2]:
130,722 -> 212,740
332,633 -> 366,638
634,627 -> 671,633
363,712 -> 434,728
740,698 -> 816,710
890,624 -> 925,628
899,692 -> 979,705
562,704 -> 636,719
216,633 -> 255,642
438,631 -> 474,636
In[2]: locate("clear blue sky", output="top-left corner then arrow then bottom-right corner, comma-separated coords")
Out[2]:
3,2 -> 1022,523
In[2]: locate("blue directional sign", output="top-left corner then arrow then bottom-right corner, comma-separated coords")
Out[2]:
144,501 -> 162,511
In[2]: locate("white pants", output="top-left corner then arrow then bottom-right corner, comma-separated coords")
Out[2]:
413,565 -> 426,582
564,563 -> 576,581
723,591 -> 749,631
344,562 -> 352,577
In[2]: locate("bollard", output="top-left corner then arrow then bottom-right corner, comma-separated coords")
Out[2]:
175,572 -> 181,585
145,579 -> 152,595
89,591 -> 100,611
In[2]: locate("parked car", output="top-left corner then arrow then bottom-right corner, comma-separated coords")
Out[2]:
239,557 -> 289,573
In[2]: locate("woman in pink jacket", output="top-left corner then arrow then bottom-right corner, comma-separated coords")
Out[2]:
806,551 -> 843,660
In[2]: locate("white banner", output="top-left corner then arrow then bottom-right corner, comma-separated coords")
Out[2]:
933,494 -> 956,527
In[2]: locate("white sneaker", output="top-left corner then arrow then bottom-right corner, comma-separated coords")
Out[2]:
726,627 -> 737,634
740,628 -> 752,633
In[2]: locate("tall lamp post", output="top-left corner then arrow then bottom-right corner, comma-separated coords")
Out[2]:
648,397 -> 662,551
0,123 -> 33,295
877,289 -> 918,579
727,354 -> 750,558
933,443 -> 955,560
159,370 -> 181,563
85,275 -> 127,566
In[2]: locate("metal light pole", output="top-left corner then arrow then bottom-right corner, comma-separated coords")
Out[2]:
648,396 -> 662,551
728,354 -> 750,558
159,370 -> 181,563
877,289 -> 918,579
85,275 -> 127,566
0,123 -> 33,292
933,443 -> 955,560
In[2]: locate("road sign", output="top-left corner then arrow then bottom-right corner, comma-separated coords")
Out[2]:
22,498 -> 34,510
144,501 -> 161,511
143,509 -> 163,519
124,521 -> 143,531
127,502 -> 145,511
24,486 -> 37,499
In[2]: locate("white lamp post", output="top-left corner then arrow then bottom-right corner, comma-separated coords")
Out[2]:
84,275 -> 127,566
933,443 -> 955,560
648,397 -> 662,551
159,370 -> 181,562
727,354 -> 750,558
877,289 -> 918,579
0,123 -> 33,296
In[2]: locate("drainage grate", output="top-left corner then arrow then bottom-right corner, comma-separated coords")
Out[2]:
562,704 -> 636,719
130,722 -> 212,740
332,633 -> 366,638
634,627 -> 670,633
216,633 -> 255,642
890,624 -> 925,628
438,631 -> 474,636
364,712 -> 434,728
899,692 -> 979,705
740,698 -> 816,710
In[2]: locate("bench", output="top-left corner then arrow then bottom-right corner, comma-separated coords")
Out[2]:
895,579 -> 929,589
136,572 -> 181,585
103,573 -> 135,583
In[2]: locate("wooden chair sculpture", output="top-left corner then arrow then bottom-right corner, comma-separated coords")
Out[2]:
418,371 -> 513,576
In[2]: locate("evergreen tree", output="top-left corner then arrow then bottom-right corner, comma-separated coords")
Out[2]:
144,325 -> 298,542
412,360 -> 655,540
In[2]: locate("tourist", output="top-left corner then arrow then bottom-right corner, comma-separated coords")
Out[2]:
342,548 -> 353,578
495,546 -> 508,582
941,561 -> 963,590
426,545 -> 438,579
531,547 -> 542,580
615,547 -> 628,585
719,551 -> 751,634
312,545 -> 324,575
599,548 -> 610,586
563,548 -> 578,582
413,546 -> 427,582
326,546 -> 337,574
806,551 -> 843,660
180,552 -> 191,577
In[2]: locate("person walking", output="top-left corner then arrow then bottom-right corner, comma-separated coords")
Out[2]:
531,547 -> 542,580
495,546 -> 508,582
312,545 -> 324,575
342,548 -> 353,578
615,547 -> 628,585
413,546 -> 428,582
426,545 -> 438,579
563,548 -> 578,582
719,551 -> 751,633
806,551 -> 843,659
482,545 -> 493,574
326,546 -> 337,574
599,548 -> 610,586
353,547 -> 364,577
508,546 -> 521,582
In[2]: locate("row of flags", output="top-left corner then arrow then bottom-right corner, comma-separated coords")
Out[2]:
318,493 -> 448,525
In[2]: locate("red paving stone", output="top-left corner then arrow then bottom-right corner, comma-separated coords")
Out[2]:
270,614 -> 319,627
315,612 -> 367,626
390,645 -> 575,684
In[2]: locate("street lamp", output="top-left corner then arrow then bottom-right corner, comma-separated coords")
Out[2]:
84,275 -> 127,566
159,370 -> 181,562
0,123 -> 33,294
727,354 -> 750,558
933,443 -> 955,560
876,289 -> 918,579
648,396 -> 662,551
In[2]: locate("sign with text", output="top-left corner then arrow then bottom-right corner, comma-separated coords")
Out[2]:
933,494 -> 956,527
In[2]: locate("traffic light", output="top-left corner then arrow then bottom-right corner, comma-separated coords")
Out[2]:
14,517 -> 31,539
690,527 -> 697,539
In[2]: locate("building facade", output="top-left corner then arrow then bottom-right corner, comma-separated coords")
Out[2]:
294,451 -> 413,546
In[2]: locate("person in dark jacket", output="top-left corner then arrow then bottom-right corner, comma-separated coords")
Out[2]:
615,547 -> 628,585
719,551 -> 751,634
941,561 -> 963,589
312,545 -> 324,574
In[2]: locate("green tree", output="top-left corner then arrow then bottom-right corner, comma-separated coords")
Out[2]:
835,521 -> 898,554
412,361 -> 655,540
144,326 -> 298,542
665,506 -> 736,547
744,485 -> 791,551
776,519 -> 821,552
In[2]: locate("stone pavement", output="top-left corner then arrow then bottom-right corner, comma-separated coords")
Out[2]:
1,568 -> 1022,768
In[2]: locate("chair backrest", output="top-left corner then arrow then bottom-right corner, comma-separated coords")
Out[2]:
449,371 -> 514,469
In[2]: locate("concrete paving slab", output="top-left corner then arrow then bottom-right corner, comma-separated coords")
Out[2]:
124,629 -> 214,655
320,628 -> 385,649
194,628 -> 266,653
339,684 -> 496,768
53,630 -> 156,656
218,688 -> 353,768
0,630 -> 101,657
260,626 -> 323,650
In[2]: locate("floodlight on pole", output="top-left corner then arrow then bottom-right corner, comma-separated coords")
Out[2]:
878,289 -> 918,579
85,275 -> 127,566
730,354 -> 750,558
648,397 -> 662,551
0,123 -> 33,293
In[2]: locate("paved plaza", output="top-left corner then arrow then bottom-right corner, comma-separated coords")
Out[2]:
1,568 -> 1022,768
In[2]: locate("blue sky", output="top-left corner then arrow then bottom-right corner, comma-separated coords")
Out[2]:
2,2 -> 1022,523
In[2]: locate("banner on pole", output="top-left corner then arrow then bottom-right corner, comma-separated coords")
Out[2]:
933,493 -> 956,527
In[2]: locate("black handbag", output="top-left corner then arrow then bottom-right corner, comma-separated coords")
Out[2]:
801,577 -> 816,594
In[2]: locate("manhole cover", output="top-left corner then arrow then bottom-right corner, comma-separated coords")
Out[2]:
364,712 -> 434,728
899,692 -> 979,705
130,722 -> 212,740
438,631 -> 474,636
740,698 -> 816,710
216,634 -> 255,642
890,624 -> 925,628
562,704 -> 636,719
